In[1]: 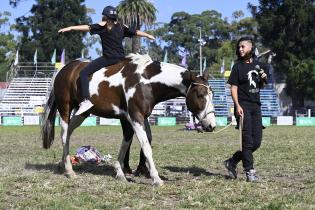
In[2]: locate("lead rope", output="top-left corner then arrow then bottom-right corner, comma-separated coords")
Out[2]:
239,116 -> 243,151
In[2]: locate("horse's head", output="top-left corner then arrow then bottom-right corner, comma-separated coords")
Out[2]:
185,70 -> 216,132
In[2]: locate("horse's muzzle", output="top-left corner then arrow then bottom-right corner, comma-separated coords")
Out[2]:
202,125 -> 216,132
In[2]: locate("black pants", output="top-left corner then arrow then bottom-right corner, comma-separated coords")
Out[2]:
230,101 -> 262,171
80,56 -> 122,100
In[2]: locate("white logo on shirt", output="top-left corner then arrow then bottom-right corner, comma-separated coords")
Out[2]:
247,70 -> 258,88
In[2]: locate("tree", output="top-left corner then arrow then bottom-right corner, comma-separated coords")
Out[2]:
153,10 -> 258,73
117,0 -> 157,53
250,0 -> 315,106
0,11 -> 16,81
14,0 -> 92,63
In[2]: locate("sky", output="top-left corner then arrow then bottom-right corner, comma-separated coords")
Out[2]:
2,0 -> 259,59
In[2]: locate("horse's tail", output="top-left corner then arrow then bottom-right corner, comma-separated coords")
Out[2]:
41,88 -> 57,149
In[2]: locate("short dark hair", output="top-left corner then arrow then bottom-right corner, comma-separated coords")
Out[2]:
235,36 -> 256,60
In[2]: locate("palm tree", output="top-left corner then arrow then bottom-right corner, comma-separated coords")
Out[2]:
117,0 -> 157,53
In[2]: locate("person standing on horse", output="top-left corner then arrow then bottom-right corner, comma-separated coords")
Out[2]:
224,36 -> 268,182
58,5 -> 155,115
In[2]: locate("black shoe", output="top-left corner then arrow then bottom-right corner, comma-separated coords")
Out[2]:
224,159 -> 237,179
246,169 -> 260,182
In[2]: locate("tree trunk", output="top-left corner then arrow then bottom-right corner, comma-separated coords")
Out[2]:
131,18 -> 141,53
131,37 -> 141,53
291,91 -> 304,108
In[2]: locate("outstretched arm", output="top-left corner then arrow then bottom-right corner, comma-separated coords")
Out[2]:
58,25 -> 90,33
136,31 -> 155,40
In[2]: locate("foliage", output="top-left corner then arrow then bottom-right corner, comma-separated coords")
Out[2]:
117,0 -> 157,53
0,11 -> 16,81
152,10 -> 258,72
250,0 -> 315,105
14,0 -> 92,63
0,125 -> 314,209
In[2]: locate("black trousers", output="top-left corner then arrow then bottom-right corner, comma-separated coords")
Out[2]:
231,101 -> 262,171
80,56 -> 122,100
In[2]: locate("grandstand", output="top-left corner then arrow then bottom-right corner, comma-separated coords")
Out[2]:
0,63 -> 55,116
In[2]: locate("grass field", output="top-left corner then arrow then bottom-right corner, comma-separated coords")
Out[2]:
0,125 -> 314,209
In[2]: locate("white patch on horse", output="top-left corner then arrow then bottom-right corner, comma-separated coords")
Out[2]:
89,68 -> 107,96
60,118 -> 68,145
140,62 -> 187,94
125,87 -> 136,102
89,67 -> 126,96
112,105 -> 127,116
127,53 -> 153,75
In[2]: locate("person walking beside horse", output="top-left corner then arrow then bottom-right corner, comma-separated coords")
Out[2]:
224,36 -> 268,182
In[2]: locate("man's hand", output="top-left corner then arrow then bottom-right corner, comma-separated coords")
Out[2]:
259,69 -> 267,80
236,105 -> 244,118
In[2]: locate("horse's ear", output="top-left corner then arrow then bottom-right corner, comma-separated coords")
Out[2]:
190,72 -> 197,81
182,71 -> 196,82
202,69 -> 209,80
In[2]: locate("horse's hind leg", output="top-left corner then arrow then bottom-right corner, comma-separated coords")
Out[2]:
60,109 -> 86,178
114,119 -> 134,181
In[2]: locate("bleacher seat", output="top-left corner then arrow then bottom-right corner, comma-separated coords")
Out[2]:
208,79 -> 229,116
0,63 -> 55,116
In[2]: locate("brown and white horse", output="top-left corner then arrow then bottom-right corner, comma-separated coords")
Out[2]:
41,53 -> 216,186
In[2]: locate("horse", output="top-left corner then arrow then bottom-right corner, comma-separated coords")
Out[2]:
41,53 -> 216,186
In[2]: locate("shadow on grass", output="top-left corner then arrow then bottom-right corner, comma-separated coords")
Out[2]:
25,162 -> 115,177
163,165 -> 228,178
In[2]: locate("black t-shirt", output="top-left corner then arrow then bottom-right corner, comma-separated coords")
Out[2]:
89,23 -> 136,59
227,60 -> 267,104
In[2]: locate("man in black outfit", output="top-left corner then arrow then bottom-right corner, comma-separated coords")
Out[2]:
224,36 -> 268,182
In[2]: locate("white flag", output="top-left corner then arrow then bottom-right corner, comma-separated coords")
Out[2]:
14,50 -> 19,66
220,59 -> 225,74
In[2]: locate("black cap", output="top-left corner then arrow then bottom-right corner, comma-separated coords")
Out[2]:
102,6 -> 118,20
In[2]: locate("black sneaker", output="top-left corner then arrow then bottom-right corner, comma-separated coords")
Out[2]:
224,159 -> 237,179
246,169 -> 259,182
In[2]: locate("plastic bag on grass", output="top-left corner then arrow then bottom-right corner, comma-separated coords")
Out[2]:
71,145 -> 112,165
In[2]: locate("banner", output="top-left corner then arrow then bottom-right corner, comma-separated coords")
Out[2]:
262,117 -> 271,126
157,117 -> 176,126
99,118 -> 120,125
277,116 -> 293,125
24,116 -> 40,125
216,117 -> 227,126
296,117 -> 315,126
2,116 -> 23,126
81,117 -> 97,126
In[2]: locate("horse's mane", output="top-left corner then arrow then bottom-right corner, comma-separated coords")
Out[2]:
126,53 -> 153,66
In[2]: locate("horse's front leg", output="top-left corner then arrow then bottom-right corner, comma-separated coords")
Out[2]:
114,119 -> 134,181
131,120 -> 163,186
60,113 -> 86,178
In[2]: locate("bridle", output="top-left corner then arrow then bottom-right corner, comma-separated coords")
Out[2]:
186,82 -> 215,122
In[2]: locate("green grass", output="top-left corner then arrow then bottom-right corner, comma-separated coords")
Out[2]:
0,125 -> 314,209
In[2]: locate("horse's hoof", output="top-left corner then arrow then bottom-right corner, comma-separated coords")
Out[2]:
65,171 -> 77,178
123,167 -> 133,175
152,179 -> 164,187
116,174 -> 127,182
